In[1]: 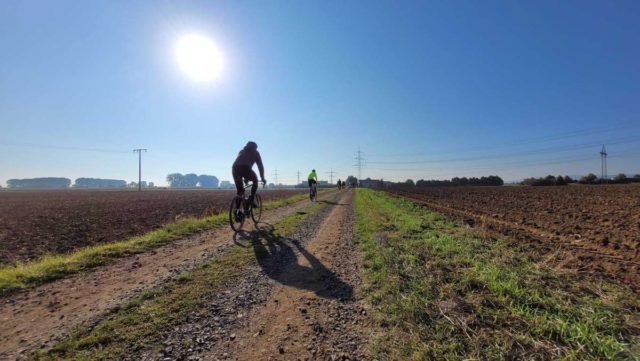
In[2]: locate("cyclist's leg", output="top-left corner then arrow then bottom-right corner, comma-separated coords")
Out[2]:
232,166 -> 244,208
247,169 -> 259,206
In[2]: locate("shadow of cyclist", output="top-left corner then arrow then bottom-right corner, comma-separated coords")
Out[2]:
237,224 -> 353,301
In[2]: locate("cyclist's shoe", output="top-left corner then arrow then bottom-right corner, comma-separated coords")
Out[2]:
234,209 -> 243,222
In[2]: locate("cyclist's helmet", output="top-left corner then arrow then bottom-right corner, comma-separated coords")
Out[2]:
312,169 -> 316,172
246,141 -> 258,151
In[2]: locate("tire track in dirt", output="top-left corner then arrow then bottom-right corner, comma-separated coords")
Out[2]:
139,190 -> 372,361
391,191 -> 640,291
0,191 -> 339,360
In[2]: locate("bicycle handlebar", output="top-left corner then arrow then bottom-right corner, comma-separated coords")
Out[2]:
243,180 -> 266,189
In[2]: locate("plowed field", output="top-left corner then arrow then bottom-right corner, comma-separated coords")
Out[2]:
388,184 -> 640,289
0,189 -> 304,265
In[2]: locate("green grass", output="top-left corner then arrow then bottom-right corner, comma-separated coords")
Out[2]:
0,192 -> 312,295
33,199 -> 325,361
355,189 -> 640,361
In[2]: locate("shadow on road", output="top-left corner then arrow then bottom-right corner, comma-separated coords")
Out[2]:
232,222 -> 353,301
319,199 -> 348,206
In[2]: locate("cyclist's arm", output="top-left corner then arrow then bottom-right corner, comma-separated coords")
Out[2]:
255,152 -> 265,181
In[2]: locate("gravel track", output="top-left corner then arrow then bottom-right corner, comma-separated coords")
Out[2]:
131,190 -> 373,361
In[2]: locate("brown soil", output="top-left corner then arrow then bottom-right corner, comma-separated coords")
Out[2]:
0,189 -> 303,265
0,191 -> 331,360
388,185 -> 640,290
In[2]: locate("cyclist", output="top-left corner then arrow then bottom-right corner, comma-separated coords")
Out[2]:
308,169 -> 318,199
232,141 -> 266,210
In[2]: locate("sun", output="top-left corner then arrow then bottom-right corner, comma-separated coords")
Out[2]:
175,34 -> 224,83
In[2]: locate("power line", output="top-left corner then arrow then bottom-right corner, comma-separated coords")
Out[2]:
272,168 -> 279,185
297,170 -> 300,185
366,137 -> 640,165
133,149 -> 147,192
1,142 -> 130,154
366,154 -> 597,173
366,122 -> 640,159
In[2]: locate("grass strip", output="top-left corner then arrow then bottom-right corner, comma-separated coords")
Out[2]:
33,199 -> 326,361
0,192 -> 312,295
355,189 -> 640,361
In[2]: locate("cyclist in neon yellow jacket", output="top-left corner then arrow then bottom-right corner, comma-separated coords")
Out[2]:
307,169 -> 318,188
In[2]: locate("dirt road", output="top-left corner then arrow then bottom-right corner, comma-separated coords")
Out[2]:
136,190 -> 371,360
0,192 -> 367,360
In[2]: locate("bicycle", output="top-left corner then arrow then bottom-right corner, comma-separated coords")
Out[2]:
309,181 -> 317,201
229,181 -> 263,232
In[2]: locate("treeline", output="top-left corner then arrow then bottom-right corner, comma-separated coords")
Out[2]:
522,173 -> 640,186
609,173 -> 640,184
521,175 -> 574,186
74,178 -> 127,188
6,178 -> 72,189
166,173 -> 219,188
358,175 -> 504,188
415,175 -> 504,187
5,177 -> 150,189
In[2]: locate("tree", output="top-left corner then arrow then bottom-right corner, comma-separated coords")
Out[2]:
579,173 -> 598,184
555,175 -> 567,186
405,179 -> 415,186
198,175 -> 219,188
183,173 -> 199,187
346,175 -> 358,187
166,173 -> 185,188
563,175 -> 574,184
614,173 -> 628,183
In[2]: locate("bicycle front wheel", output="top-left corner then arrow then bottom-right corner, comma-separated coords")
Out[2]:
251,194 -> 263,223
229,196 -> 245,232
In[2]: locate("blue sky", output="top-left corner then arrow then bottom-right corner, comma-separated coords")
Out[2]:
1,0 -> 639,185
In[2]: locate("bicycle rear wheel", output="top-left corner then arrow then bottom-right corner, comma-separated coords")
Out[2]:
251,194 -> 263,223
229,196 -> 245,232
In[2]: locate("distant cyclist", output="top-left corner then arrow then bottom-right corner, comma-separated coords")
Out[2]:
232,141 -> 266,209
308,169 -> 318,199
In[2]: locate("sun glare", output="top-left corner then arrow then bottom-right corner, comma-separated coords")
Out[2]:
175,34 -> 224,83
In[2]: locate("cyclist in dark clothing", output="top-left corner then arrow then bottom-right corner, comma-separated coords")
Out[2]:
232,141 -> 266,208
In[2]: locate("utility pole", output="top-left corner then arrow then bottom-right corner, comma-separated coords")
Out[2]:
133,148 -> 147,192
272,168 -> 279,186
600,144 -> 608,184
354,147 -> 364,186
297,170 -> 300,185
326,168 -> 337,184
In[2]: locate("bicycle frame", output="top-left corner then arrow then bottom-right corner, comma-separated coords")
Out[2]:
309,181 -> 318,201
229,180 -> 264,232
